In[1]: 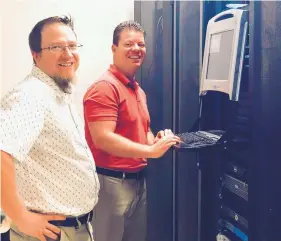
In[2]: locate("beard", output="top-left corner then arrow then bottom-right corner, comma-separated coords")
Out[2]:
52,76 -> 73,94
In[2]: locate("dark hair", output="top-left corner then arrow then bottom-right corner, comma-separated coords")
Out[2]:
113,20 -> 145,46
29,15 -> 75,53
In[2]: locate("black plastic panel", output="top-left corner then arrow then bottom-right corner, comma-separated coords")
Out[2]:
221,205 -> 248,229
222,174 -> 248,201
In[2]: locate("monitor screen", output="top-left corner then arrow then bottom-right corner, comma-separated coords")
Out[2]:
206,30 -> 234,80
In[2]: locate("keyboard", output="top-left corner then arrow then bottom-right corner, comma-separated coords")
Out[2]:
176,131 -> 223,148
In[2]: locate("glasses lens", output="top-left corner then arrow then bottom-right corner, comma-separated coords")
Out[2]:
69,44 -> 78,51
49,44 -> 82,53
50,46 -> 62,53
70,44 -> 83,52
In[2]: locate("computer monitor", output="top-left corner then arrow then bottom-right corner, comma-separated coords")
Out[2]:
200,9 -> 248,101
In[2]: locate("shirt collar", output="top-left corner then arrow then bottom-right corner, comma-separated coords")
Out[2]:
31,66 -> 74,103
108,64 -> 139,90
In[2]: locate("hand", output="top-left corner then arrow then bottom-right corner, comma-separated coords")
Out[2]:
149,133 -> 181,158
15,210 -> 66,241
154,129 -> 174,144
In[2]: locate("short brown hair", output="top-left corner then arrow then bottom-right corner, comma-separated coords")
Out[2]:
29,15 -> 75,53
113,20 -> 145,46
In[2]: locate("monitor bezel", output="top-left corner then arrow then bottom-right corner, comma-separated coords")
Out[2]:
200,10 -> 246,101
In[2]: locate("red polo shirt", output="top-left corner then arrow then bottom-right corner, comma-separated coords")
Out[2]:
83,65 -> 151,172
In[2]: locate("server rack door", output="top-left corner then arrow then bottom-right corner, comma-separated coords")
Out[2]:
135,2 -> 175,241
249,2 -> 281,241
175,1 -> 201,241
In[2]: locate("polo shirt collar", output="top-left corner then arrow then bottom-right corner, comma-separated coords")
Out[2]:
109,64 -> 139,90
31,66 -> 74,103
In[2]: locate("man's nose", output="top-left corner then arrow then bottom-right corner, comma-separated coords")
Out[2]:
131,43 -> 140,51
62,46 -> 73,56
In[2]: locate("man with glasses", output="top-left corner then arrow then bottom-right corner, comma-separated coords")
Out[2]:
0,16 -> 99,241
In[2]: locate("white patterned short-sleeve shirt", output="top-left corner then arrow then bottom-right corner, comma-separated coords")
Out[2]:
0,67 -> 100,216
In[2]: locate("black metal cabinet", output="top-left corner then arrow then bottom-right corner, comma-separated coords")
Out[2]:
135,2 -> 176,241
249,2 -> 281,240
135,1 -> 201,241
135,1 -> 281,241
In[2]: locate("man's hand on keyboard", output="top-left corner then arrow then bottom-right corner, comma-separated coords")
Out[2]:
149,133 -> 182,158
154,129 -> 174,144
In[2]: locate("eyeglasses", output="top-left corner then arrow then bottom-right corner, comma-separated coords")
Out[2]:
40,43 -> 83,53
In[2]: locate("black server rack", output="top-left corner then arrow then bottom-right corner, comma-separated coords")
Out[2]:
134,2 -> 178,241
135,1 -> 201,241
199,2 -> 281,240
135,1 -> 281,241
249,2 -> 281,241
217,6 -> 250,241
198,4 -> 250,241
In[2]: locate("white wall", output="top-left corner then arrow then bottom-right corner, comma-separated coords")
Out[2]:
0,0 -> 134,114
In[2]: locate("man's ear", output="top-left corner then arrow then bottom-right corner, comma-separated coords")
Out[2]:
31,51 -> 41,65
111,44 -> 117,53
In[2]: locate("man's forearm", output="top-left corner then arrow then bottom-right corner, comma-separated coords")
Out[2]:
95,133 -> 154,158
1,151 -> 27,224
